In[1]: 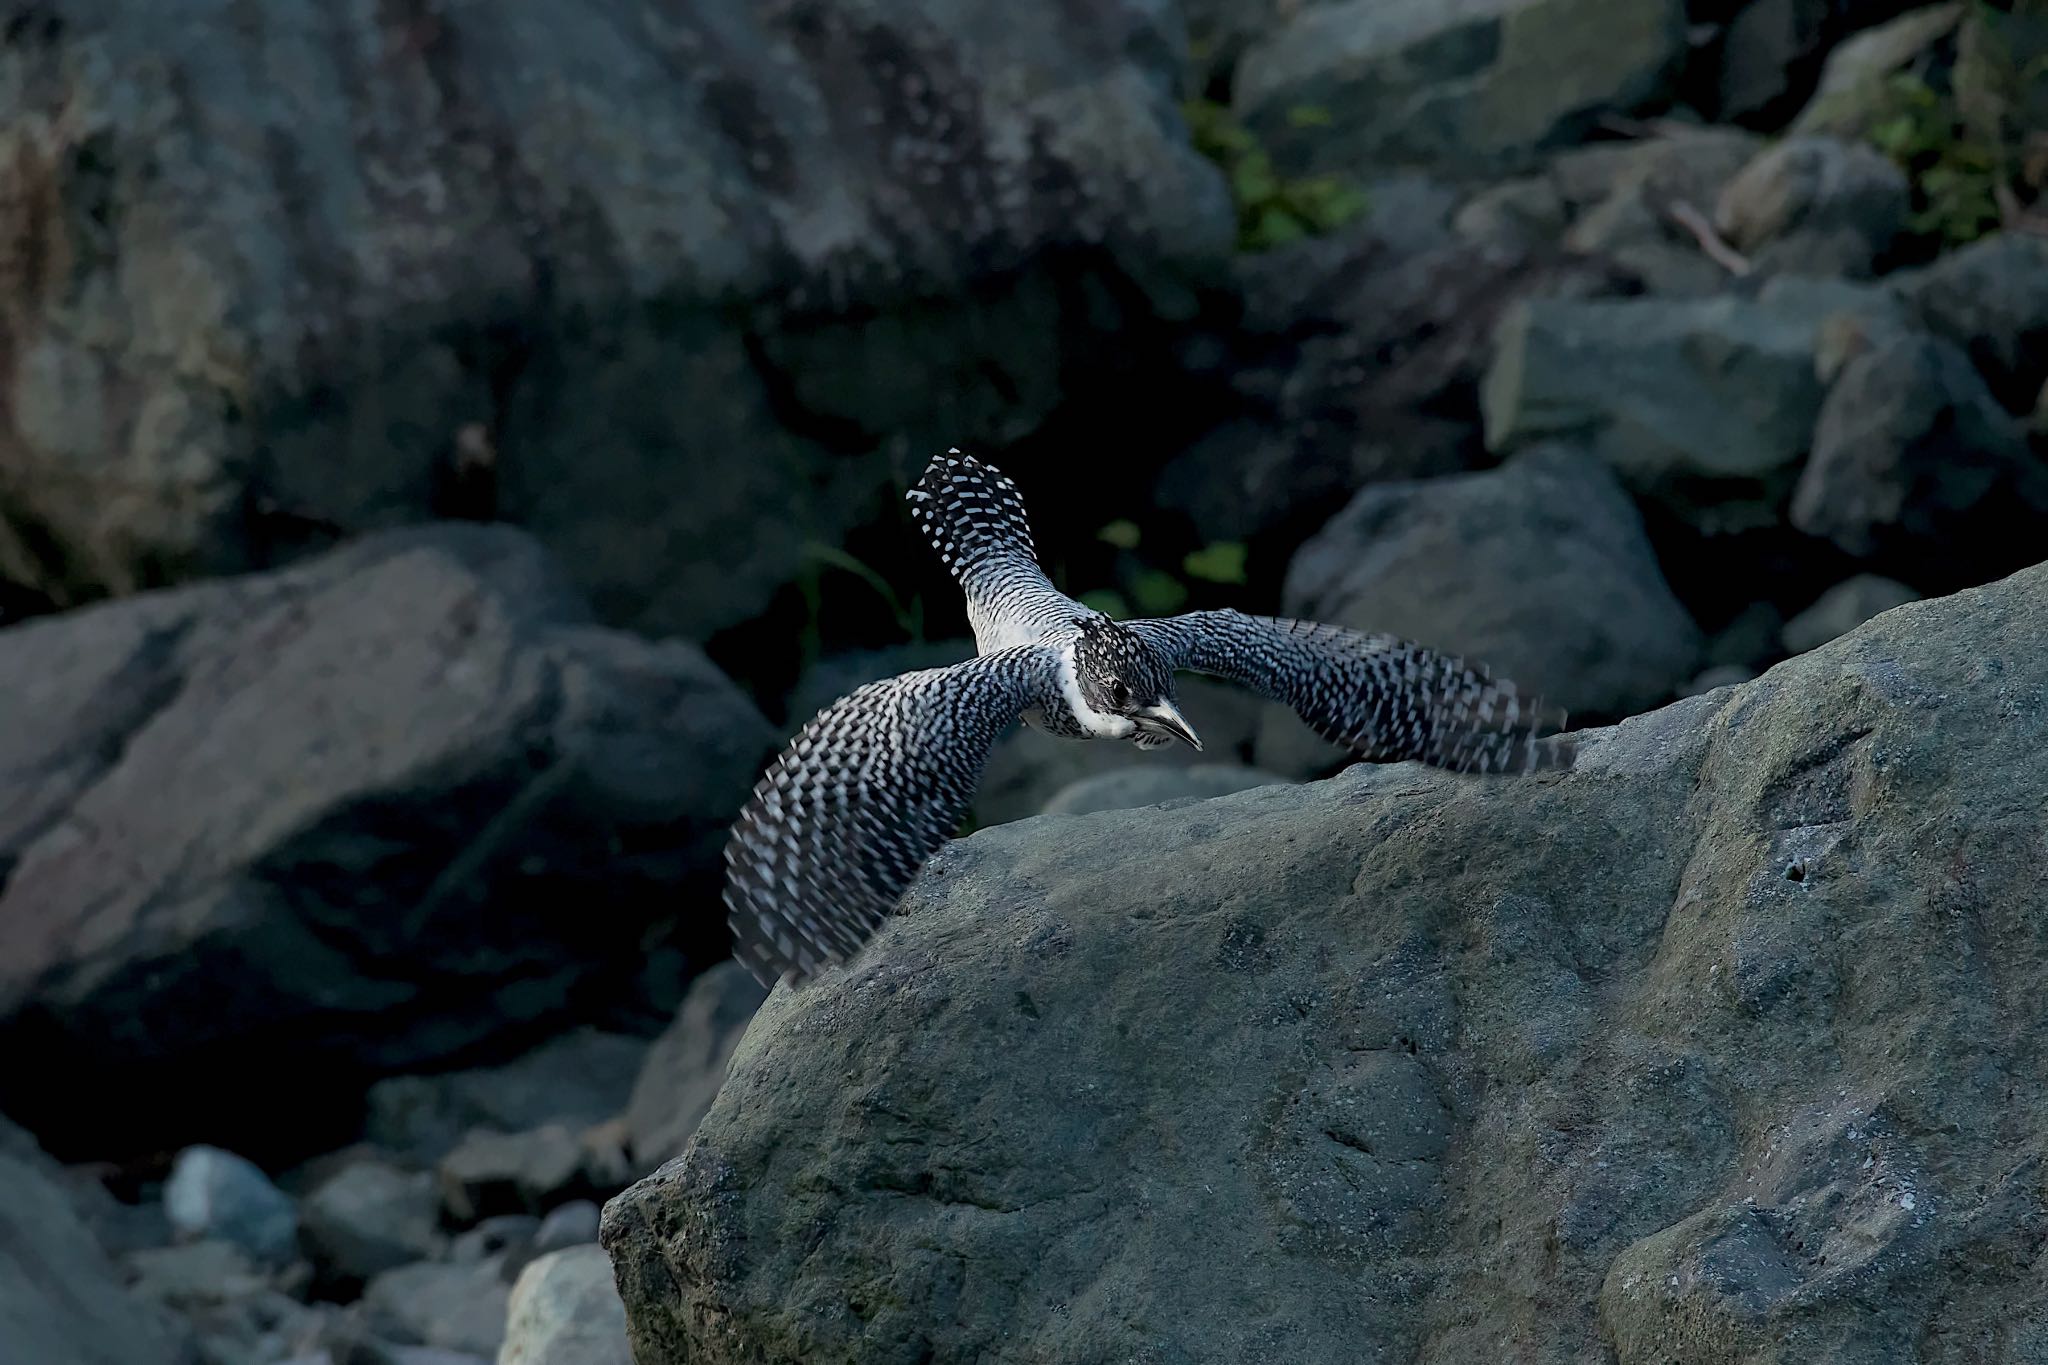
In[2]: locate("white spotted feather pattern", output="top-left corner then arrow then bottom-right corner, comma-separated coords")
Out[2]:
725,450 -> 1575,986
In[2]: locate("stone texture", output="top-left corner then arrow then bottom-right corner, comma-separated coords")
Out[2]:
603,559 -> 2048,1363
301,1158 -> 443,1284
499,1245 -> 633,1365
1274,446 -> 1699,741
1895,232 -> 2048,411
124,1238 -> 338,1365
1790,330 -> 2044,571
0,0 -> 1230,635
1482,293 -> 1831,529
364,1260 -> 512,1361
0,527 -> 769,1150
625,963 -> 770,1172
1713,136 -> 1910,278
1716,0 -> 1831,122
1781,575 -> 1921,654
1040,763 -> 1291,816
1791,4 -> 1967,138
0,1152 -> 187,1365
164,1146 -> 298,1264
365,1029 -> 653,1166
1157,229 -> 1618,545
1235,0 -> 1688,177
439,1126 -> 589,1224
1557,127 -> 1765,296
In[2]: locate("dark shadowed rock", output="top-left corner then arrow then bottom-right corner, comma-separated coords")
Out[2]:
1235,0 -> 1687,177
1714,136 -> 1909,278
1157,230 -> 1618,545
1276,446 -> 1699,729
1790,4 -> 1967,138
301,1158 -> 444,1284
123,1238 -> 339,1365
500,1245 -> 633,1365
365,1029 -> 653,1166
1543,126 -> 1763,296
602,559 -> 2048,1363
1483,293 -> 1834,529
363,1260 -> 511,1360
625,964 -> 770,1172
1895,232 -> 2048,411
1781,575 -> 1920,654
1790,330 -> 2044,572
1040,763 -> 1291,816
0,1152 -> 188,1365
0,526 -> 769,1154
439,1127 -> 588,1224
0,0 -> 1229,634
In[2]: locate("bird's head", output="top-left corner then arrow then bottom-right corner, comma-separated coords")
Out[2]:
1072,616 -> 1201,750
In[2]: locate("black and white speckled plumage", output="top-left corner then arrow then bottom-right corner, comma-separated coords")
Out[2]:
725,450 -> 1574,986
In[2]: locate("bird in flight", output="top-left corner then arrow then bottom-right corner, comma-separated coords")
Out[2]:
725,450 -> 1574,987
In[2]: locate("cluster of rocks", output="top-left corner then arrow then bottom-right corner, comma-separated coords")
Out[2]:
4,962 -> 763,1365
0,0 -> 2044,1362
609,549 -> 2048,1365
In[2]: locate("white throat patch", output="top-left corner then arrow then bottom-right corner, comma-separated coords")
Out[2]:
1057,639 -> 1136,740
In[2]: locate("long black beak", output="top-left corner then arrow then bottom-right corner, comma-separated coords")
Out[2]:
1138,701 -> 1202,751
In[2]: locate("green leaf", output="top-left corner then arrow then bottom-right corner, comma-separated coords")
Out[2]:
1096,518 -> 1142,550
1129,569 -> 1189,617
1079,589 -> 1131,619
1182,541 -> 1249,585
1286,104 -> 1334,128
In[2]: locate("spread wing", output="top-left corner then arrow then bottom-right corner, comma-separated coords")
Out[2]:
724,646 -> 1054,987
905,449 -> 1072,647
1129,610 -> 1575,775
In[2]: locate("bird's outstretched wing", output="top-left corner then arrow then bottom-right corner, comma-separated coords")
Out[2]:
725,646 -> 1055,987
905,450 -> 1071,648
1129,610 -> 1575,775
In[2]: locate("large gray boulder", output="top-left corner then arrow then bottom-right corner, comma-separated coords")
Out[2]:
0,526 -> 770,1149
603,557 -> 2048,1363
0,1152 -> 188,1365
1482,290 -> 1865,528
1790,329 -> 2044,570
1234,0 -> 1687,177
0,0 -> 1229,636
1039,763 -> 1291,817
1274,447 -> 1700,734
1712,136 -> 1909,279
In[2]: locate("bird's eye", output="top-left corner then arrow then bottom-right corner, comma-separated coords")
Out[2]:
1107,678 -> 1130,708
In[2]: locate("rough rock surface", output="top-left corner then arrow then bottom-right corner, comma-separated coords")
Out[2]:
0,1152 -> 187,1365
1790,329 -> 2043,573
499,1245 -> 633,1365
603,558 -> 2048,1364
364,1259 -> 512,1360
626,963 -> 769,1172
1158,229 -> 1618,545
365,1028 -> 652,1165
1277,446 -> 1700,725
1039,763 -> 1291,817
301,1157 -> 444,1283
0,525 -> 769,1150
1895,232 -> 2048,411
1713,136 -> 1909,278
0,0 -> 1230,634
1235,0 -> 1687,176
1482,293 -> 1831,528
